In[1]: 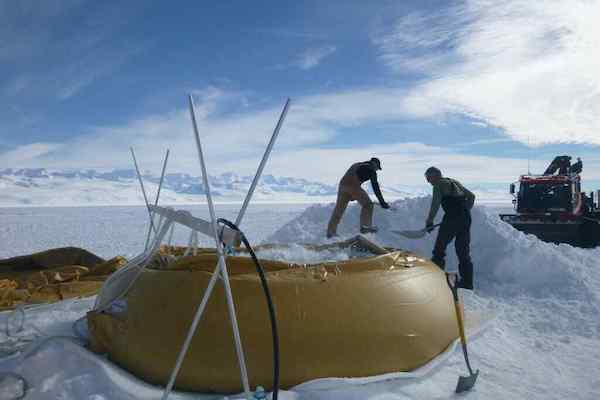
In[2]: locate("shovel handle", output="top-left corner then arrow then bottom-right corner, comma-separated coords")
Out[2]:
426,223 -> 442,233
446,273 -> 459,301
446,273 -> 476,376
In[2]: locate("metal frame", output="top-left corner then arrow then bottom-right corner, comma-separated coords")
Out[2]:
161,95 -> 291,400
130,148 -> 158,239
144,149 -> 170,250
235,98 -> 290,226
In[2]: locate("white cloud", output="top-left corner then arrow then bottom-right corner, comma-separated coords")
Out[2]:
5,82 -> 598,186
0,129 -> 555,186
222,142 -> 555,186
2,85 -> 415,171
0,1 -> 145,101
0,143 -> 64,165
4,1 -> 600,189
375,0 -> 600,146
296,45 -> 337,70
56,44 -> 146,100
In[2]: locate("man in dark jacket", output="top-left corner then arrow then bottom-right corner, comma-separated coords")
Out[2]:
425,166 -> 475,289
327,157 -> 389,238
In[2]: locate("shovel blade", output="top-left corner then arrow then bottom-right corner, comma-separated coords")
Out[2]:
391,229 -> 427,239
455,370 -> 479,393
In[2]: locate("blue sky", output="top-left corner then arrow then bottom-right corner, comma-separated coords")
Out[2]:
1,0 -> 600,186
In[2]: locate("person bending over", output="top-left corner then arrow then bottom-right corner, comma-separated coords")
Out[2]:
327,157 -> 389,238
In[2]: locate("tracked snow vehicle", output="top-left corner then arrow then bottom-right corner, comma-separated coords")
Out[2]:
500,156 -> 600,247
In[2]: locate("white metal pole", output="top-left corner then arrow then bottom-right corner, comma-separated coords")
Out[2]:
161,259 -> 223,400
188,93 -> 252,399
130,147 -> 158,239
192,230 -> 198,256
144,149 -> 170,250
235,98 -> 290,227
167,223 -> 175,249
161,95 -> 252,400
183,230 -> 195,257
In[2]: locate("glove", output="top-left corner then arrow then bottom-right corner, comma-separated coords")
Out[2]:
381,202 -> 390,209
426,220 -> 434,232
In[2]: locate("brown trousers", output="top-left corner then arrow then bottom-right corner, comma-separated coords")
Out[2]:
327,181 -> 374,236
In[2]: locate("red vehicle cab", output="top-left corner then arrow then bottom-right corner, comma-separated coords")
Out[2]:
500,156 -> 600,247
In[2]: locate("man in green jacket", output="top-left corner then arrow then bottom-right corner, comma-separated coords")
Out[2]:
425,167 -> 475,289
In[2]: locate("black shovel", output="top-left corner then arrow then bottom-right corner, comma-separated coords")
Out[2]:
446,273 -> 479,393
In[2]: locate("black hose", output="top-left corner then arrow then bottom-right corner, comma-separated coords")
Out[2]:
217,218 -> 279,400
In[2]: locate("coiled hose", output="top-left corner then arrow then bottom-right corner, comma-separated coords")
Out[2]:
217,218 -> 280,400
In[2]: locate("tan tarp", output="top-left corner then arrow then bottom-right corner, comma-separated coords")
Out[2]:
88,243 -> 460,393
0,247 -> 126,311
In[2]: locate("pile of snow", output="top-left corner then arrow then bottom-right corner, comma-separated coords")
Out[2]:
252,244 -> 353,264
268,197 -> 600,361
268,197 -> 600,301
249,242 -> 385,264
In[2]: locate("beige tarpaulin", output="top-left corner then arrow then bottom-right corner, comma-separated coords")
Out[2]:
88,241 -> 461,393
0,247 -> 126,311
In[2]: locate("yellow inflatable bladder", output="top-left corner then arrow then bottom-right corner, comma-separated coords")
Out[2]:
0,247 -> 126,310
87,237 -> 460,394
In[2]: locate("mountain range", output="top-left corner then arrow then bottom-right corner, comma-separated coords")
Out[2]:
0,168 -> 427,206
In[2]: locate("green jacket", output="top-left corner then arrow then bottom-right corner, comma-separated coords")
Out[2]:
426,177 -> 475,224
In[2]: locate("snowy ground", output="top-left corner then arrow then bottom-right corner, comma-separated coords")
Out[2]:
0,204 -> 309,260
1,200 -> 599,399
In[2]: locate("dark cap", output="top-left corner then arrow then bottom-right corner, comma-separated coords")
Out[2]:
425,166 -> 442,177
370,157 -> 382,170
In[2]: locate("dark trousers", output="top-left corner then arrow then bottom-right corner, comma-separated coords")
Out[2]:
431,213 -> 473,286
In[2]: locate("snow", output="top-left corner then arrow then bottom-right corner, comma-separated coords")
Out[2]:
0,204 -> 310,259
0,169 -> 338,206
1,199 -> 600,399
252,244 -> 354,264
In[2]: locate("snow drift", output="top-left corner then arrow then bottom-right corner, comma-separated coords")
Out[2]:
269,198 -> 600,332
268,198 -> 600,302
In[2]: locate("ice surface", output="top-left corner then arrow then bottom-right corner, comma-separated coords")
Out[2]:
1,199 -> 600,399
0,204 -> 310,259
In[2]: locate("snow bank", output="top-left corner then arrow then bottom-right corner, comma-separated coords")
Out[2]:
267,197 -> 600,297
267,197 -> 600,337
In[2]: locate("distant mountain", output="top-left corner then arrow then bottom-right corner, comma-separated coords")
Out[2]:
0,168 -> 510,207
0,168 -> 342,206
